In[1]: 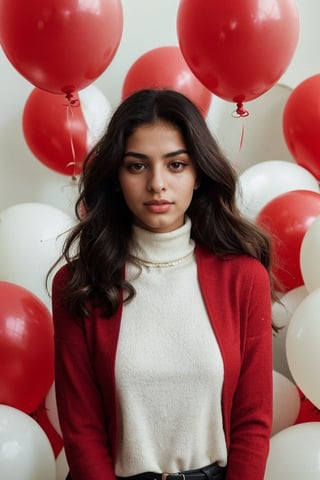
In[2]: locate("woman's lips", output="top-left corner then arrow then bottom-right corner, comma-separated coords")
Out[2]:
144,200 -> 173,213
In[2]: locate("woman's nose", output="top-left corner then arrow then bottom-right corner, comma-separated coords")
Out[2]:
147,168 -> 167,193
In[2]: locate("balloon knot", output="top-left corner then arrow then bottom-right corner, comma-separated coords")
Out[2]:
64,92 -> 80,107
233,102 -> 249,118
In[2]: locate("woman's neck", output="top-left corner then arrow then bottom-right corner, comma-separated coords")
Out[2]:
130,217 -> 195,265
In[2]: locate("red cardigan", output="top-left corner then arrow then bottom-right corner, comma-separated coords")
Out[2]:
52,244 -> 273,480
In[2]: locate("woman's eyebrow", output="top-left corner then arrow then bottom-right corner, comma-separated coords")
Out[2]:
123,152 -> 147,159
164,149 -> 189,158
123,149 -> 189,159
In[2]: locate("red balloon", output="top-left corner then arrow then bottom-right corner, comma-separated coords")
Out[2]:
122,46 -> 212,116
294,389 -> 320,424
0,0 -> 123,94
283,74 -> 320,180
256,190 -> 320,292
23,88 -> 88,176
0,281 -> 54,414
177,0 -> 299,105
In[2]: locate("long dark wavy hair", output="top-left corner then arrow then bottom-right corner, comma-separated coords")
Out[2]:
51,88 -> 276,319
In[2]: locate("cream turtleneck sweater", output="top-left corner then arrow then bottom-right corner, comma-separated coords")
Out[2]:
114,218 -> 227,476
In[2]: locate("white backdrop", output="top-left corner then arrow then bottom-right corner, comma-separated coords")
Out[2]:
0,0 -> 319,216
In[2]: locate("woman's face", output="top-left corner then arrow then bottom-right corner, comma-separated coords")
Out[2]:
118,121 -> 198,233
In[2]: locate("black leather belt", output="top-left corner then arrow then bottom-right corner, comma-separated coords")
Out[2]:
117,462 -> 226,480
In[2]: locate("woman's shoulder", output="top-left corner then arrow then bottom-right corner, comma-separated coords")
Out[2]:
52,262 -> 72,291
195,242 -> 268,280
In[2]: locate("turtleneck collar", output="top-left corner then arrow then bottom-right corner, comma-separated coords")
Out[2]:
130,216 -> 195,265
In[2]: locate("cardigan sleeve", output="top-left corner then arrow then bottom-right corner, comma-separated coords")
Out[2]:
226,262 -> 273,480
52,266 -> 116,480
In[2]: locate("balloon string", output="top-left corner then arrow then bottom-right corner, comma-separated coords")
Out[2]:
232,102 -> 249,171
64,93 -> 80,182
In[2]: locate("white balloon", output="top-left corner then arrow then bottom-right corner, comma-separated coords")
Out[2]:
79,84 -> 112,148
0,405 -> 56,480
237,160 -> 319,220
264,422 -> 320,480
55,449 -> 69,480
286,288 -> 320,408
0,202 -> 74,310
272,370 -> 300,436
45,382 -> 62,437
207,83 -> 293,173
272,286 -> 308,382
300,216 -> 320,293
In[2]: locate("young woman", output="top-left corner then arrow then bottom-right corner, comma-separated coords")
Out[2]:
51,89 -> 275,480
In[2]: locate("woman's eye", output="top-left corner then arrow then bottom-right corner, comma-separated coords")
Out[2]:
127,162 -> 145,172
170,161 -> 187,171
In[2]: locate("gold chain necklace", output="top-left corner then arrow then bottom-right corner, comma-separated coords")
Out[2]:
129,250 -> 194,268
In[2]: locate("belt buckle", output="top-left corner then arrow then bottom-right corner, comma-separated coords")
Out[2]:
162,474 -> 185,480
